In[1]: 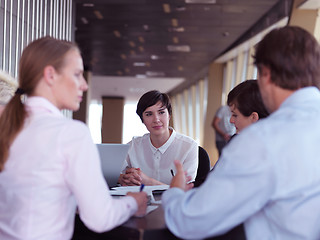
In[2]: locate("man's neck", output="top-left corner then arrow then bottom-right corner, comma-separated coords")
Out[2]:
269,86 -> 295,113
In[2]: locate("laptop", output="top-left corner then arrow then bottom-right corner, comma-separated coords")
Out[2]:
96,143 -> 130,188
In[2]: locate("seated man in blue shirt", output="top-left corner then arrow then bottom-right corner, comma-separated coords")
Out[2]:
162,26 -> 320,240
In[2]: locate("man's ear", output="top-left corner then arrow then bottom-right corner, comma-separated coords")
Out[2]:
43,65 -> 56,86
259,65 -> 271,84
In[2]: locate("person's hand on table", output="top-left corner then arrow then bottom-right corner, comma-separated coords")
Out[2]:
137,169 -> 163,186
120,168 -> 164,186
127,191 -> 148,217
119,168 -> 142,186
170,160 -> 194,191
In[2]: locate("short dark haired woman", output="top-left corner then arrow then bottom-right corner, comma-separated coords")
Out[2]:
119,90 -> 198,186
227,80 -> 269,133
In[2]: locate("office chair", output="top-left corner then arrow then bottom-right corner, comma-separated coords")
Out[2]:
194,146 -> 211,187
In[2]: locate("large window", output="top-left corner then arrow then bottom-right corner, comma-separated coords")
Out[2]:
170,78 -> 208,145
88,101 -> 102,143
0,0 -> 73,78
122,101 -> 148,144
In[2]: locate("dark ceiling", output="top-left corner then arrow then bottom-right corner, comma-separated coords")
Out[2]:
74,0 -> 292,95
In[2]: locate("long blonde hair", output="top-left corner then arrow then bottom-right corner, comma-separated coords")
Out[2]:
0,71 -> 17,105
0,36 -> 79,171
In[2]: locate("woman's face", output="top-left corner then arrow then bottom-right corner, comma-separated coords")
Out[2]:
142,101 -> 170,137
52,49 -> 88,111
229,105 -> 256,133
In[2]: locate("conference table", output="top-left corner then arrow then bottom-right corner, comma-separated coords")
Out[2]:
72,191 -> 181,240
71,189 -> 245,240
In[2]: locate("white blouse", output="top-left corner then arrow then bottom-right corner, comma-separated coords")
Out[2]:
122,128 -> 198,184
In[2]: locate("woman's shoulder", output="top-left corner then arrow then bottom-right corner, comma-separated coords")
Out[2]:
173,130 -> 197,146
131,132 -> 150,144
53,117 -> 90,139
55,116 -> 87,129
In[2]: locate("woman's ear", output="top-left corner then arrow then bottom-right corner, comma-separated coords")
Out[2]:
43,65 -> 56,86
251,112 -> 259,123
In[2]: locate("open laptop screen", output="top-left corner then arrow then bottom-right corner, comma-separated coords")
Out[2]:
96,143 -> 129,188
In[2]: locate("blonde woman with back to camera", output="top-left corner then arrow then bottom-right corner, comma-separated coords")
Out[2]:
0,71 -> 17,116
0,37 -> 147,240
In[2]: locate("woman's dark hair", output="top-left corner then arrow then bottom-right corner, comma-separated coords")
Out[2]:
227,80 -> 269,119
136,90 -> 172,122
0,36 -> 79,171
254,26 -> 320,90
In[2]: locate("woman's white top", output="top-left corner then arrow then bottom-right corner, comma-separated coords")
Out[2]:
122,127 -> 198,184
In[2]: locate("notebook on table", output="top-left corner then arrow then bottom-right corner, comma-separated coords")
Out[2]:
96,143 -> 130,188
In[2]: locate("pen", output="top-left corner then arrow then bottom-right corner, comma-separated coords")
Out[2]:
140,184 -> 145,192
170,169 -> 175,177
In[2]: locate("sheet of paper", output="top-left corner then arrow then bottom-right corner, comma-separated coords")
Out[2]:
110,185 -> 169,195
111,185 -> 169,192
110,185 -> 169,204
146,205 -> 158,215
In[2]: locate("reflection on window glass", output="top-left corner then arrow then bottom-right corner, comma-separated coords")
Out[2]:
180,93 -> 187,135
253,66 -> 258,79
231,58 -> 237,89
242,51 -> 248,82
195,83 -> 200,144
187,88 -> 193,138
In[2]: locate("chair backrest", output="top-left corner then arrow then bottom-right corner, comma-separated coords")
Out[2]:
194,146 -> 211,187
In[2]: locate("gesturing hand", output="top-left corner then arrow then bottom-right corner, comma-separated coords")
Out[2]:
170,160 -> 194,191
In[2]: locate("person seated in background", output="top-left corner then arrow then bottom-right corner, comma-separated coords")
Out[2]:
0,71 -> 17,115
118,90 -> 198,186
227,79 -> 269,135
162,26 -> 320,239
0,36 -> 147,240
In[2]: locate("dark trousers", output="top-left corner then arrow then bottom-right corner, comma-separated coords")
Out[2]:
216,140 -> 228,156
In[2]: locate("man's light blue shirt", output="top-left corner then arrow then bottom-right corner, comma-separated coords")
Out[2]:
162,87 -> 320,240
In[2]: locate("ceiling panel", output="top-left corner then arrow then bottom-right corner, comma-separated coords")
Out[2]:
74,0 -> 292,100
